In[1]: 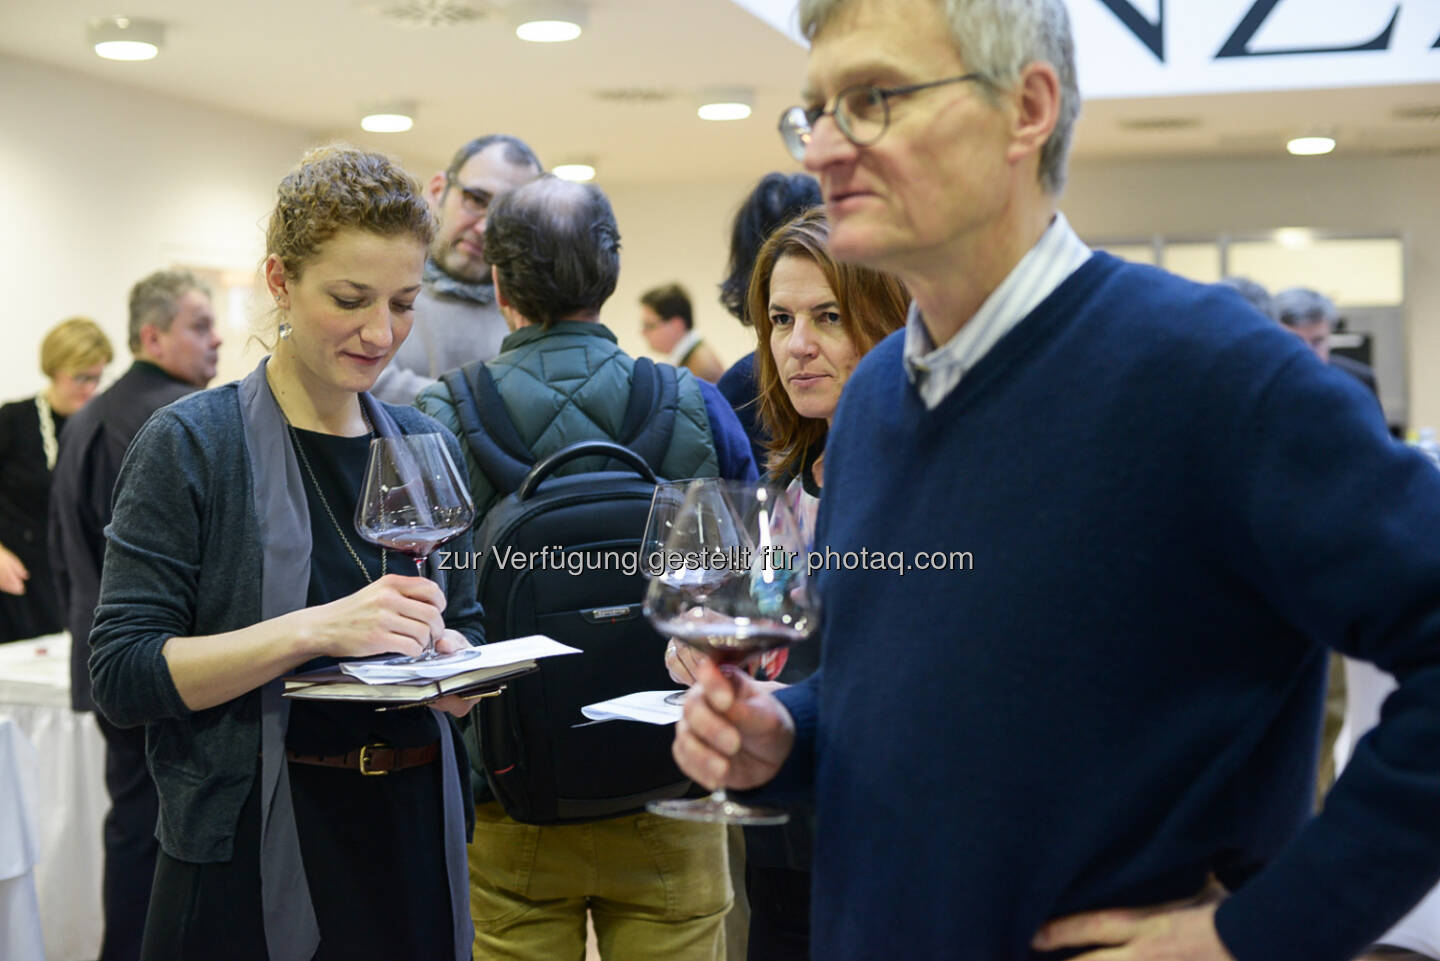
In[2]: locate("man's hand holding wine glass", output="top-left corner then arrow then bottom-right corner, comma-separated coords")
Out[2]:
673,657 -> 796,792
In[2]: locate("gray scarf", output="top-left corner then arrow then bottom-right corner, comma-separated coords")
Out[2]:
237,357 -> 473,961
424,257 -> 496,305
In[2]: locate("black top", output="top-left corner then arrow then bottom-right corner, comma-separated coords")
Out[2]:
0,396 -> 66,641
48,360 -> 196,706
142,422 -> 456,961
284,425 -> 437,754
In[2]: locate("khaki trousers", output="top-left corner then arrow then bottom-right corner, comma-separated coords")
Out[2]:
468,801 -> 731,961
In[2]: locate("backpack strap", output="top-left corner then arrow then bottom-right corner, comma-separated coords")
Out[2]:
618,358 -> 679,474
440,366 -> 532,495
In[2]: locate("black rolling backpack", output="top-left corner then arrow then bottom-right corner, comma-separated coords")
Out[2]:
440,360 -> 694,823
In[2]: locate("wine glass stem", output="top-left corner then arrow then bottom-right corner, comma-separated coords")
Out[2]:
415,553 -> 433,659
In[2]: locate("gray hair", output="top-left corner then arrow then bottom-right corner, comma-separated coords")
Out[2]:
1273,287 -> 1339,329
798,0 -> 1080,194
484,175 -> 621,328
127,269 -> 211,353
1219,276 -> 1274,320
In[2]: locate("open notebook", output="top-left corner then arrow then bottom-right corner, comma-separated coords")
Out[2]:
282,635 -> 579,706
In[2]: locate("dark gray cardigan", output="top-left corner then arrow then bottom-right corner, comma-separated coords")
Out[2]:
88,381 -> 485,862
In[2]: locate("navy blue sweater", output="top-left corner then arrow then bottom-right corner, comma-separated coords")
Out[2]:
772,253 -> 1440,961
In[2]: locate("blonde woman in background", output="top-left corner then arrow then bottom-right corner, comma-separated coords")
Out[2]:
0,316 -> 111,641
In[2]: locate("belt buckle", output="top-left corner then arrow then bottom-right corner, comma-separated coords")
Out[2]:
358,743 -> 390,776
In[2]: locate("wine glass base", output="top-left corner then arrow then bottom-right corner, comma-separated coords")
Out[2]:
645,796 -> 789,826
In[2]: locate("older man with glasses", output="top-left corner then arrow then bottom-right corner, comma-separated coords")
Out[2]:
673,2 -> 1440,960
371,134 -> 542,404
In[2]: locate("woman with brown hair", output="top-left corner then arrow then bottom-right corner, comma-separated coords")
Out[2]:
666,207 -> 908,960
750,207 -> 909,486
0,316 -> 112,641
88,145 -> 484,961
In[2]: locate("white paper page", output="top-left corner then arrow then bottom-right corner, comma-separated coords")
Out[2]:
580,690 -> 685,726
340,635 -> 580,684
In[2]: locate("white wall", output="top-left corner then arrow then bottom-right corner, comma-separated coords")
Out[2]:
0,52 -> 772,402
604,178 -> 767,369
0,54 -> 318,398
1063,152 -> 1440,427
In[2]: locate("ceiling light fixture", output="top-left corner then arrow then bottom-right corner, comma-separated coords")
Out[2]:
698,87 -> 753,122
361,101 -> 417,133
88,17 -> 164,61
1287,135 -> 1336,156
512,0 -> 587,42
1273,228 -> 1314,249
552,163 -> 596,182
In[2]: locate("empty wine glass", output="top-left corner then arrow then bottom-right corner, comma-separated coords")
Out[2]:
644,479 -> 819,825
355,433 -> 476,660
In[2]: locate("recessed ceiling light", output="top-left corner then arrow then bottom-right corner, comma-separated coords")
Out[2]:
512,0 -> 586,42
1287,136 -> 1336,156
698,102 -> 752,121
517,20 -> 582,41
1273,228 -> 1314,248
698,87 -> 754,122
88,17 -> 164,61
361,101 -> 417,133
553,163 -> 596,182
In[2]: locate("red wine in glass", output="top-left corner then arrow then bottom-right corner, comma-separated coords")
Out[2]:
652,613 -> 806,668
359,524 -> 469,570
642,479 -> 819,826
355,434 -> 476,658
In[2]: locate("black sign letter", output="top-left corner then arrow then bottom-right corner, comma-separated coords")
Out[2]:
1097,0 -> 1164,61
1217,0 -> 1399,58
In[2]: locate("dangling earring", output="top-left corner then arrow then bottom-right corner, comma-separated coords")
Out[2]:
278,322 -> 292,340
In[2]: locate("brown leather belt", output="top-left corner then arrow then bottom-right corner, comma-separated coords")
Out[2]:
286,742 -> 439,776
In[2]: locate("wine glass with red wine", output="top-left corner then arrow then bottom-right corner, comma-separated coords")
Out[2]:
355,433 -> 475,659
643,479 -> 819,825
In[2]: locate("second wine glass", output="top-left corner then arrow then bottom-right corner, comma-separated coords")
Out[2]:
355,433 -> 476,660
643,479 -> 819,825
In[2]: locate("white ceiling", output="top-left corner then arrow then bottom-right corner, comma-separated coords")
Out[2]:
1,0 -> 1437,184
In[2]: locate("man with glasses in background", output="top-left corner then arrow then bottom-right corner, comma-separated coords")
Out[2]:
371,134 -> 542,404
672,1 -> 1440,960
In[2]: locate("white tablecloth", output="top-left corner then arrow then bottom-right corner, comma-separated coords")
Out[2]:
0,716 -> 45,961
0,634 -> 107,961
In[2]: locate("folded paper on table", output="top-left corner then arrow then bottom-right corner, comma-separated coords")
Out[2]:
580,690 -> 685,726
283,635 -> 579,705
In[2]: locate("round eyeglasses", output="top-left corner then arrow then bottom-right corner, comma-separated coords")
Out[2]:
777,73 -> 990,163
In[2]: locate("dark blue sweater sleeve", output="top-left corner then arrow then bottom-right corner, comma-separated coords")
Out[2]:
699,379 -> 759,482
716,352 -> 768,470
760,669 -> 820,803
1206,350 -> 1440,960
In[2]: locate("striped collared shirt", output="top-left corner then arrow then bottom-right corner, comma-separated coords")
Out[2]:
903,211 -> 1092,409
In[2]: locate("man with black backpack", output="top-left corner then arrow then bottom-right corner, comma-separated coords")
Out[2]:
416,174 -> 755,961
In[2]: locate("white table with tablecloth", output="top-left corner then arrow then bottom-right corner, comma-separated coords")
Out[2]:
0,634 -> 108,961
0,715 -> 45,961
